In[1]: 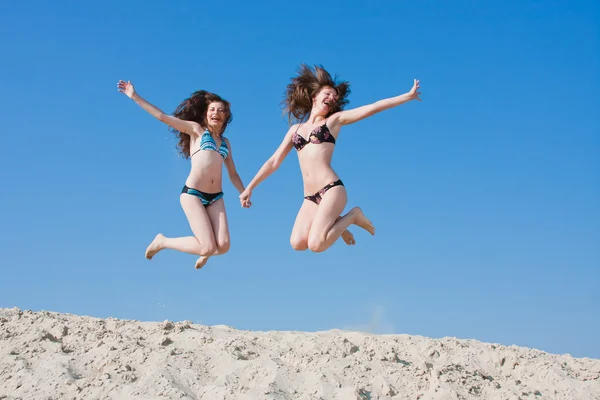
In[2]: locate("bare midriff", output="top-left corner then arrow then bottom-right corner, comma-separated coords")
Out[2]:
296,142 -> 340,195
184,136 -> 224,193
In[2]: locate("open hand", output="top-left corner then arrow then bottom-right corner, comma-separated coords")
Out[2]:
408,79 -> 421,101
239,189 -> 252,208
117,80 -> 135,98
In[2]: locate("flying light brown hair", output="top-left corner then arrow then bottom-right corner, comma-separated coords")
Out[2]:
282,64 -> 351,124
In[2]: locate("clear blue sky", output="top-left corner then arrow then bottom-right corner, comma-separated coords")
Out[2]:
1,1 -> 598,358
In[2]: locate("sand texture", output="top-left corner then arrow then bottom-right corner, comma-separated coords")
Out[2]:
1,308 -> 598,399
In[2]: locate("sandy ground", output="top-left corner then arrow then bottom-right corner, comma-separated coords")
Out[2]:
0,307 -> 598,399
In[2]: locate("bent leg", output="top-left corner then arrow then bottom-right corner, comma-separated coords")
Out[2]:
290,199 -> 356,250
206,198 -> 230,254
290,200 -> 318,251
194,197 -> 230,269
145,194 -> 217,259
307,186 -> 375,253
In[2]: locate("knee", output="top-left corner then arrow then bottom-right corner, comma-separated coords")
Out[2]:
290,235 -> 308,251
217,238 -> 230,255
198,242 -> 217,257
307,235 -> 326,253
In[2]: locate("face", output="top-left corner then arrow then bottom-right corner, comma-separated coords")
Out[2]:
313,86 -> 338,116
206,101 -> 227,130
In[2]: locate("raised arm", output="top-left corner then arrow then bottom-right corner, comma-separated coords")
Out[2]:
332,79 -> 421,127
117,80 -> 202,135
222,138 -> 246,194
239,125 -> 295,207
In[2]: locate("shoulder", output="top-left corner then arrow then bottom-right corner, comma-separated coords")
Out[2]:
287,123 -> 301,135
327,111 -> 342,124
326,112 -> 342,130
189,121 -> 205,136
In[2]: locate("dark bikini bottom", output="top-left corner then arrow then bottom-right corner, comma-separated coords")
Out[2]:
304,179 -> 344,205
181,185 -> 223,207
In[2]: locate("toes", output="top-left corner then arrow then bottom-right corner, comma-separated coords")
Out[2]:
195,257 -> 208,269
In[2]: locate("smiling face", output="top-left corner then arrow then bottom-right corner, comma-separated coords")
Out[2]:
205,101 -> 227,132
312,86 -> 338,117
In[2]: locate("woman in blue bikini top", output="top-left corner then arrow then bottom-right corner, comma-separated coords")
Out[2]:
240,64 -> 421,254
117,80 -> 247,270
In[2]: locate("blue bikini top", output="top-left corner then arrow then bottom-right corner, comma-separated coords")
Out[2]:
191,130 -> 229,159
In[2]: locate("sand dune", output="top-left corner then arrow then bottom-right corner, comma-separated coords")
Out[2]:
0,307 -> 598,399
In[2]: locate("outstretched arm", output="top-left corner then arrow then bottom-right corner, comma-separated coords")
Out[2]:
117,80 -> 202,135
239,125 -> 295,207
332,79 -> 421,127
222,138 -> 246,194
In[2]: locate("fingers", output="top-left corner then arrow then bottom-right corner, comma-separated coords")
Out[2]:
239,197 -> 252,208
411,79 -> 422,101
116,80 -> 132,89
116,80 -> 129,92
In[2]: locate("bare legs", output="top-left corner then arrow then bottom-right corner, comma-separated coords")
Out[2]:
194,197 -> 230,269
289,186 -> 374,253
145,194 -> 230,269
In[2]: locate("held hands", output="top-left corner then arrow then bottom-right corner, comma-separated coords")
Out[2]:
408,79 -> 421,101
117,80 -> 136,98
239,189 -> 252,208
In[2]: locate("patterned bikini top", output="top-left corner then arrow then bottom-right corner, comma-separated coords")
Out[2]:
191,130 -> 229,159
292,120 -> 336,151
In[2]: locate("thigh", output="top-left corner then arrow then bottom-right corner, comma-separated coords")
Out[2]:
180,194 -> 216,247
205,197 -> 230,247
309,185 -> 348,237
290,199 -> 319,243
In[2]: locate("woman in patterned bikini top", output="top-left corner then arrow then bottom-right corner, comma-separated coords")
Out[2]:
240,64 -> 422,255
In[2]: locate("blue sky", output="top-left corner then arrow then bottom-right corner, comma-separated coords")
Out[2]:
1,1 -> 598,358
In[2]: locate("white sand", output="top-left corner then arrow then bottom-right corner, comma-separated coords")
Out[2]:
0,308 -> 598,400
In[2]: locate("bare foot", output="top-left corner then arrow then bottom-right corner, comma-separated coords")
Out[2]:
145,234 -> 166,260
195,256 -> 209,270
341,229 -> 356,245
351,207 -> 375,235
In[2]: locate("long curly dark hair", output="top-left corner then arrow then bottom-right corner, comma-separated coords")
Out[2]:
170,90 -> 232,158
282,64 -> 351,125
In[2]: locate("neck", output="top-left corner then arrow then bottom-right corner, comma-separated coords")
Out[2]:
206,126 -> 223,136
307,111 -> 327,124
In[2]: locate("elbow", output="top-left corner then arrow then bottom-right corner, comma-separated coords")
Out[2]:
229,171 -> 241,182
270,157 -> 282,171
